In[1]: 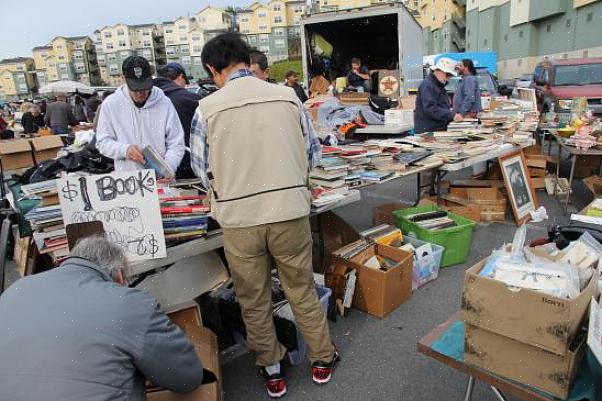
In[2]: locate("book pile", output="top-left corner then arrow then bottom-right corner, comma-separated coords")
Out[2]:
21,180 -> 59,206
405,210 -> 457,231
310,156 -> 350,191
160,196 -> 210,244
24,205 -> 68,263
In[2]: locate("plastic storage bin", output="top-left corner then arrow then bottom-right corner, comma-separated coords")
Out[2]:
393,205 -> 476,267
403,236 -> 444,290
287,285 -> 332,365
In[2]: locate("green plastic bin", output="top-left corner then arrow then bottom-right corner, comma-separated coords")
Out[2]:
392,205 -> 476,267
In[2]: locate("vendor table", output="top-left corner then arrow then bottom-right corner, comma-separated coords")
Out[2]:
418,313 -> 601,401
552,132 -> 602,213
354,123 -> 413,135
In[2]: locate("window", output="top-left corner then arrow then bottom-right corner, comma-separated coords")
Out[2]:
193,57 -> 203,65
192,35 -> 201,42
178,24 -> 187,30
259,24 -> 268,31
97,55 -> 105,63
199,17 -> 206,23
519,30 -> 523,38
259,45 -> 269,54
258,12 -> 267,18
275,39 -> 285,48
193,45 -> 203,52
504,34 -> 508,42
56,45 -> 64,50
259,34 -> 269,43
119,40 -> 127,47
274,16 -> 282,23
121,51 -> 129,57
179,36 -> 187,42
566,19 -> 571,28
73,52 -> 83,60
165,29 -> 174,34
181,46 -> 190,54
182,56 -> 191,65
274,28 -> 284,36
61,73 -> 69,80
240,17 -> 248,22
75,63 -> 86,73
273,4 -> 281,11
583,50 -> 589,58
484,38 -> 488,46
242,29 -> 251,34
58,55 -> 65,60
143,49 -> 152,57
59,64 -> 68,71
108,53 -> 117,61
295,6 -> 304,13
104,32 -> 112,38
144,40 -> 152,47
109,64 -> 119,73
117,29 -> 124,36
546,24 -> 551,33
143,30 -> 151,36
106,43 -> 113,50
166,39 -> 175,45
166,47 -> 177,56
518,58 -> 522,66
587,12 -> 593,22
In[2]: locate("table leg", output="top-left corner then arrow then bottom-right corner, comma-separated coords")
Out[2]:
564,154 -> 577,213
412,172 -> 421,207
554,142 -> 562,197
490,386 -> 509,401
463,376 -> 475,401
0,215 -> 12,294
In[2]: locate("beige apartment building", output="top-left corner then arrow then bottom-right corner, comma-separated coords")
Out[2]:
0,57 -> 37,100
238,0 -> 307,63
94,23 -> 166,86
32,36 -> 100,87
162,6 -> 232,80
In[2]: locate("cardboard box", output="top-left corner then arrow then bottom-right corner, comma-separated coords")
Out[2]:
311,211 -> 360,273
168,304 -> 203,330
525,154 -> 548,169
465,323 -> 586,399
30,136 -> 63,164
0,139 -> 34,170
528,167 -> 547,177
146,325 -> 222,401
462,259 -> 599,356
445,188 -> 506,222
336,243 -> 412,318
423,197 -> 482,222
399,95 -> 416,110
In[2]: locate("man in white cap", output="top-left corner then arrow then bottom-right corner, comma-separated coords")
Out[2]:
414,58 -> 463,134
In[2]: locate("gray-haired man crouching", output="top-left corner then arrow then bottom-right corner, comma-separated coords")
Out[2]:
0,236 -> 205,401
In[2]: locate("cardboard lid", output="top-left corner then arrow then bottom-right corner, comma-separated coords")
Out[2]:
31,136 -> 63,151
0,139 -> 32,155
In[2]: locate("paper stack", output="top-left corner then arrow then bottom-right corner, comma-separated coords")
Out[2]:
160,195 -> 210,244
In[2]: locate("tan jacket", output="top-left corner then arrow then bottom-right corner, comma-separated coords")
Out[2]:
200,76 -> 311,228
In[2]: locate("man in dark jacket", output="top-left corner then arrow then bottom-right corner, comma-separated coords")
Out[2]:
414,58 -> 463,134
22,104 -> 45,134
44,95 -> 76,135
0,236 -> 205,401
154,62 -> 202,179
285,70 -> 308,103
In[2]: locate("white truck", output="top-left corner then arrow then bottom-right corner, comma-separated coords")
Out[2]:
300,3 -> 424,96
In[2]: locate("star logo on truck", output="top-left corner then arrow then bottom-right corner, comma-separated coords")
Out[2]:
379,76 -> 399,96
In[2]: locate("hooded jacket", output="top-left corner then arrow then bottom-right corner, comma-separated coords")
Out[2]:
0,257 -> 204,401
414,73 -> 454,134
153,77 -> 201,179
96,85 -> 185,173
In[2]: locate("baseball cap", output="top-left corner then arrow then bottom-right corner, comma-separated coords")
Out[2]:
429,58 -> 458,77
165,62 -> 190,84
122,56 -> 153,91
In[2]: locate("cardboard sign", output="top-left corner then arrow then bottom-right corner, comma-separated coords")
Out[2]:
57,169 -> 167,260
588,297 -> 602,366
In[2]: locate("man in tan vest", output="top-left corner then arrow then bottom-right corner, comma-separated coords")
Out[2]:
190,33 -> 339,399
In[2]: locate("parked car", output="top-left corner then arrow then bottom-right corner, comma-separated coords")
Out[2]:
531,58 -> 602,115
445,68 -> 510,107
514,74 -> 533,89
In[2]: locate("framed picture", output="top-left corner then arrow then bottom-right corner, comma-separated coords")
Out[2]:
498,150 -> 538,225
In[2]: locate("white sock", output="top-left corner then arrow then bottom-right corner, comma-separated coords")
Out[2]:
265,362 -> 281,376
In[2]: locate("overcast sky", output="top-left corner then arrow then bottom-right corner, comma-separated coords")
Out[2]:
1,0 -> 245,60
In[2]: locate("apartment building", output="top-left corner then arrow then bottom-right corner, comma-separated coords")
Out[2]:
238,0 -> 308,63
94,23 -> 166,86
403,0 -> 466,55
0,57 -> 37,100
162,7 -> 232,81
32,36 -> 100,87
465,0 -> 602,78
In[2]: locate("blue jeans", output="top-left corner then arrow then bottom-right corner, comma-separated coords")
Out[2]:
51,126 -> 68,135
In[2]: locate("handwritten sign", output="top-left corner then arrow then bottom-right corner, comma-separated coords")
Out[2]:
58,169 -> 167,260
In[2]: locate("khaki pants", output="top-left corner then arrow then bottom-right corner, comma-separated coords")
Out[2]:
223,216 -> 334,366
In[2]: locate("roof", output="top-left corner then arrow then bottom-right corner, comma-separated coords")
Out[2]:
162,21 -> 174,24
130,23 -> 155,28
64,36 -> 89,41
32,45 -> 52,51
543,57 -> 602,66
0,57 -> 32,65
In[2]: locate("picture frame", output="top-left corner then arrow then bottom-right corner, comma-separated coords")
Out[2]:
498,150 -> 538,225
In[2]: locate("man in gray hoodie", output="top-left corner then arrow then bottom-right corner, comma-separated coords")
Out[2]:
96,56 -> 185,177
0,235 -> 205,401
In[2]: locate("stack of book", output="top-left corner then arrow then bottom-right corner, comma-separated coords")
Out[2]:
360,171 -> 394,182
24,205 -> 68,263
21,180 -> 59,206
405,210 -> 457,231
160,196 -> 210,244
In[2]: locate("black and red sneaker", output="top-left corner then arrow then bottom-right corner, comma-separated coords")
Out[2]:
258,367 -> 287,398
311,349 -> 340,385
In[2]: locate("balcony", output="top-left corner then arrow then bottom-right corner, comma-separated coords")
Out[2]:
451,32 -> 466,52
452,0 -> 466,6
451,11 -> 465,30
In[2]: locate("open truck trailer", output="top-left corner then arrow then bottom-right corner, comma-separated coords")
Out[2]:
300,3 -> 424,96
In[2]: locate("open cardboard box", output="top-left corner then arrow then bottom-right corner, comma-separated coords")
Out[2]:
30,136 -> 63,165
146,306 -> 221,401
0,139 -> 34,170
465,323 -> 586,400
462,258 -> 599,356
334,243 -> 412,318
